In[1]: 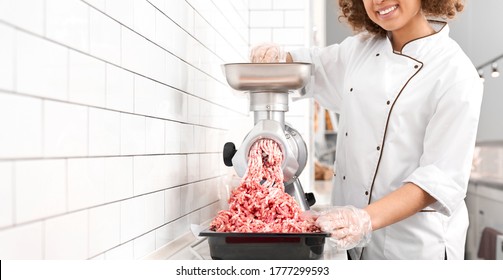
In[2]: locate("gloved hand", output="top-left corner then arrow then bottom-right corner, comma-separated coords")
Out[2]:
249,43 -> 286,63
315,205 -> 372,250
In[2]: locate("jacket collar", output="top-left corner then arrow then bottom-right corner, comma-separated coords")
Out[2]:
386,20 -> 448,57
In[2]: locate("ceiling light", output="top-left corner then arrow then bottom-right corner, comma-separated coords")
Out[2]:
491,62 -> 500,78
478,70 -> 485,82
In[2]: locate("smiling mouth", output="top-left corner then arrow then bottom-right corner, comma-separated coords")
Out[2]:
378,5 -> 398,16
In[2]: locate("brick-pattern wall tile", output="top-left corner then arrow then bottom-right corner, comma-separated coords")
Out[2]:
0,0 -> 260,260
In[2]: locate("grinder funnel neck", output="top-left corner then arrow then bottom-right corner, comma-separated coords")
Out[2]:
250,91 -> 288,127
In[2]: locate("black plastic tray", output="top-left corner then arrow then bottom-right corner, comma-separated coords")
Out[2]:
199,230 -> 330,260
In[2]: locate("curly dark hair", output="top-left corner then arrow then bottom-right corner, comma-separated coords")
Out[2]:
338,0 -> 464,37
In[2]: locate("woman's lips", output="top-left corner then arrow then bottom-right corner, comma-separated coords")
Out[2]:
377,5 -> 398,18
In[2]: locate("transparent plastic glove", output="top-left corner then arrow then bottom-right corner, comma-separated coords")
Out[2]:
315,205 -> 372,250
249,43 -> 286,63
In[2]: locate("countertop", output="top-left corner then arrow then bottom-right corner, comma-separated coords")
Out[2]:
469,173 -> 503,191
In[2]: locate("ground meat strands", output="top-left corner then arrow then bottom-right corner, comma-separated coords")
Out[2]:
210,139 -> 319,233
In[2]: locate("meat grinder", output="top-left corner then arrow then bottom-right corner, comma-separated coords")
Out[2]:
221,62 -> 316,210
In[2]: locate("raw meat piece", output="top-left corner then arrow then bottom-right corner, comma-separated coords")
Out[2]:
210,139 -> 320,233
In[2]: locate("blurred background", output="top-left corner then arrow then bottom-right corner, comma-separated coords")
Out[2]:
0,0 -> 502,260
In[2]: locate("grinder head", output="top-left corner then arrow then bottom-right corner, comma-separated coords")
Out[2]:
232,119 -> 306,184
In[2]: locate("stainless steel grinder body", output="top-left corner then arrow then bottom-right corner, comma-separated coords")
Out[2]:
222,63 -> 315,210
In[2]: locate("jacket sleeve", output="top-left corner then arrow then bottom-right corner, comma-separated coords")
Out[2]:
403,77 -> 483,216
289,36 -> 355,114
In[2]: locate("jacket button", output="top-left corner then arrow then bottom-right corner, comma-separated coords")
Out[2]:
376,53 -> 380,56
377,146 -> 380,151
414,65 -> 419,69
386,100 -> 390,105
350,88 -> 353,92
345,132 -> 348,136
343,176 -> 346,180
365,191 -> 369,195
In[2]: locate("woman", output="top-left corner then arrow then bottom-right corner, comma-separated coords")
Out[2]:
251,0 -> 483,259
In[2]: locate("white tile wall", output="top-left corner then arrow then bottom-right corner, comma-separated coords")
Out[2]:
250,11 -> 284,28
284,10 -> 306,27
250,28 -> 272,44
120,196 -> 147,243
0,93 -> 43,158
16,32 -> 68,100
89,203 -> 121,257
165,121 -> 182,153
0,0 -> 314,259
0,222 -> 43,259
165,187 -> 182,222
145,117 -> 165,154
90,9 -> 121,65
120,113 -> 146,155
145,191 -> 165,230
249,0 -> 308,49
84,0 -> 105,11
44,101 -> 88,157
0,0 -> 45,36
45,210 -> 89,259
46,0 -> 90,52
68,158 -> 105,211
249,0 -> 273,10
105,0 -> 134,28
15,159 -> 67,223
273,0 -> 305,10
68,50 -> 106,107
89,108 -> 121,156
104,242 -> 134,259
103,157 -> 134,202
105,64 -> 135,112
0,25 -> 14,91
133,231 -> 156,259
133,0 -> 156,40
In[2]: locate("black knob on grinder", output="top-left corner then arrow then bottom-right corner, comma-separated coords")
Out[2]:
305,192 -> 316,207
223,142 -> 237,167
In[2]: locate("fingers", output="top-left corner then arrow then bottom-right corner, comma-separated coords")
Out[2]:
330,235 -> 361,251
300,209 -> 319,220
331,227 -> 350,240
329,227 -> 361,250
315,206 -> 373,250
249,43 -> 284,63
262,47 -> 280,62
252,47 -> 277,63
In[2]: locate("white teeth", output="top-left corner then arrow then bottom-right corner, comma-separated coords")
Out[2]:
378,5 -> 397,15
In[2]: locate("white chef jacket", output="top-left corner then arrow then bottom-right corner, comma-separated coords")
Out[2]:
291,21 -> 483,259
